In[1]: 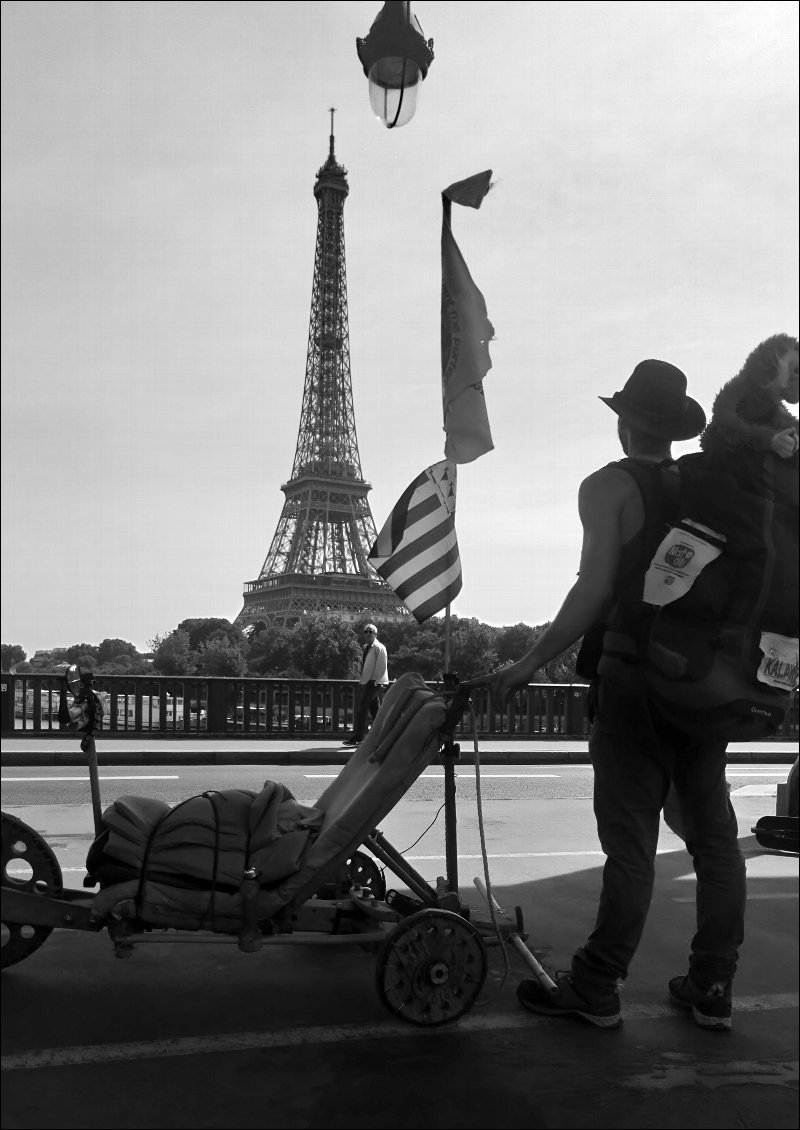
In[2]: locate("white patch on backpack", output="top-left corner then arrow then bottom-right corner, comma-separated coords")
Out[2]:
643,520 -> 726,607
757,632 -> 800,691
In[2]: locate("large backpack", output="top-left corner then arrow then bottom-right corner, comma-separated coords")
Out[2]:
597,448 -> 798,742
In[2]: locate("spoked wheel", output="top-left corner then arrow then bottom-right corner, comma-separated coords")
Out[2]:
1,812 -> 63,969
376,908 -> 487,1026
346,850 -> 386,899
317,850 -> 387,900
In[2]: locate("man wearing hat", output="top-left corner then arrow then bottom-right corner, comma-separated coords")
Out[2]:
475,360 -> 746,1032
344,623 -> 389,747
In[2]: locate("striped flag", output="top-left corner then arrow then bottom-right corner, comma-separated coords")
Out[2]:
369,461 -> 462,623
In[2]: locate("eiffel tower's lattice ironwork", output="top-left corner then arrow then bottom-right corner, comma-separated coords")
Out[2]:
236,114 -> 408,628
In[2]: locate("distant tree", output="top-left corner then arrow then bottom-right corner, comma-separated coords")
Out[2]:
67,643 -> 100,664
246,622 -> 294,676
197,636 -> 247,677
72,652 -> 102,671
96,638 -> 139,665
102,654 -> 140,675
289,614 -> 361,679
496,623 -> 538,665
177,618 -> 244,652
139,613 -> 585,683
448,617 -> 499,679
1,644 -> 27,670
390,625 -> 446,679
150,631 -> 198,676
29,649 -> 58,671
539,636 -> 583,684
376,617 -> 422,659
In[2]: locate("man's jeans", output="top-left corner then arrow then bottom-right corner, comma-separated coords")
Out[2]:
572,715 -> 746,993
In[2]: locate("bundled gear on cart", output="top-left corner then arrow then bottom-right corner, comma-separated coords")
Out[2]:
84,672 -> 448,938
2,670 -> 557,1025
590,446 -> 798,742
85,784 -> 325,936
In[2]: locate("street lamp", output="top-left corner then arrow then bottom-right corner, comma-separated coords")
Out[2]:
356,1 -> 434,129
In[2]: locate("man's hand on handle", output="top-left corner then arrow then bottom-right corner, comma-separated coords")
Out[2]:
465,657 -> 538,711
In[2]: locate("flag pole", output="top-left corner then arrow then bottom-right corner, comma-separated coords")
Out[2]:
442,600 -> 459,896
444,603 -> 452,674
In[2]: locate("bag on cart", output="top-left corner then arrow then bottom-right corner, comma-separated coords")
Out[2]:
86,783 -> 324,930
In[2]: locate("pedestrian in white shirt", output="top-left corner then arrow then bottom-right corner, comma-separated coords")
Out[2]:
344,624 -> 389,745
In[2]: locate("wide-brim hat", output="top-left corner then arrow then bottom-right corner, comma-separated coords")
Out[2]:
600,359 -> 706,440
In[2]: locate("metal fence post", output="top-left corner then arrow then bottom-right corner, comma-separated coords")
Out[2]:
0,675 -> 14,733
206,679 -> 228,733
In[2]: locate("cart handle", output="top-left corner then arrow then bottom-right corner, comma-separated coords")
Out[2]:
440,679 -> 474,738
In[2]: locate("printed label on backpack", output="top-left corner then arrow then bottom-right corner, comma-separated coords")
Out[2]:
642,520 -> 726,607
757,633 -> 800,691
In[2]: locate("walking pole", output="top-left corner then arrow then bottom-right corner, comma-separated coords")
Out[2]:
82,670 -> 103,837
474,877 -> 558,995
64,665 -> 104,837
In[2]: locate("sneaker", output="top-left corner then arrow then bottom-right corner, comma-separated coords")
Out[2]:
668,973 -> 732,1031
517,973 -> 622,1029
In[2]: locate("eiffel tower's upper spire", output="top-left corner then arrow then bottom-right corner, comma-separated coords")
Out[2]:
316,107 -> 348,193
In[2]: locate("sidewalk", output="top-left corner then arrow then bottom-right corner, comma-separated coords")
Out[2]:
1,735 -> 797,766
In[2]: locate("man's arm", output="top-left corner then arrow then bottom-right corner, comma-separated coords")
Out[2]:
478,466 -> 634,704
372,643 -> 388,683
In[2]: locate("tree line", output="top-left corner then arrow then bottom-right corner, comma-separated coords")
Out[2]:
2,615 -> 582,683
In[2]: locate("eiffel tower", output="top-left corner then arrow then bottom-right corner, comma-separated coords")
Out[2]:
236,112 -> 408,628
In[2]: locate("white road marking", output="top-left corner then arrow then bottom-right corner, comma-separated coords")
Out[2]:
306,770 -> 787,779
726,772 -> 791,777
5,867 -> 95,877
1,776 -> 180,782
2,994 -> 797,1073
673,893 -> 798,902
406,850 -> 613,860
304,773 -> 561,779
403,844 -> 758,860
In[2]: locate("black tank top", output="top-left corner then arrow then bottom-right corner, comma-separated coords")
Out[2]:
575,458 -> 679,679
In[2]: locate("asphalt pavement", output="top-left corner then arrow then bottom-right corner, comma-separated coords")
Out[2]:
1,755 -> 798,1129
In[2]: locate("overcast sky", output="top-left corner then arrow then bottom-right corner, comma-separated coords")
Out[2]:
2,0 -> 798,657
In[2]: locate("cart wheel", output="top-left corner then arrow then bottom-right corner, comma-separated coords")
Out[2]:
376,908 -> 487,1026
1,812 -> 63,969
346,851 -> 386,899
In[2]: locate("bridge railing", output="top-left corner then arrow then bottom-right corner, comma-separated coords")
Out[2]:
1,672 -> 797,741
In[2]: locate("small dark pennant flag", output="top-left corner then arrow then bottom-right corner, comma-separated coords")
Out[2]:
369,461 -> 462,623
